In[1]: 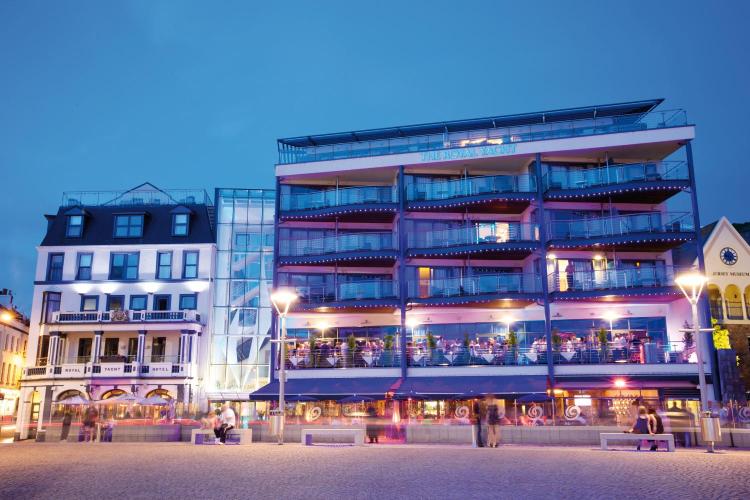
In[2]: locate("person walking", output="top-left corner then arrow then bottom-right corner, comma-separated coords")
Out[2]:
60,411 -> 72,442
365,406 -> 379,444
218,404 -> 236,444
648,407 -> 665,451
472,398 -> 484,448
628,406 -> 653,451
486,395 -> 500,448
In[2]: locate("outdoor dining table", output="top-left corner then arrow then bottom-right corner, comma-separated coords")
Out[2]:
481,353 -> 495,363
445,352 -> 457,364
560,351 -> 575,361
290,355 -> 302,367
524,351 -> 538,363
362,353 -> 375,366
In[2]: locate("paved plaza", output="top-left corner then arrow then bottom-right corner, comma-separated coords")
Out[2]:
1,442 -> 749,499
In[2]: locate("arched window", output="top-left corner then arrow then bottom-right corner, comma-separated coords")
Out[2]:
56,389 -> 86,401
145,388 -> 173,399
707,284 -> 723,321
725,285 -> 744,319
100,388 -> 126,400
745,286 -> 750,318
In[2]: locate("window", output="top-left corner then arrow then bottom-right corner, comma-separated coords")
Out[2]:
81,295 -> 99,312
151,337 -> 166,362
182,251 -> 199,279
114,214 -> 144,238
66,215 -> 84,238
110,252 -> 139,280
103,338 -> 119,357
42,292 -> 61,323
77,338 -> 92,359
129,295 -> 147,311
106,295 -> 125,311
76,253 -> 93,280
46,253 -> 64,281
172,213 -> 189,236
153,294 -> 171,311
179,294 -> 197,310
156,252 -> 172,279
127,338 -> 138,360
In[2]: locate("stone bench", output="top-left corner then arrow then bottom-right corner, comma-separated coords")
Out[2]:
600,432 -> 675,452
301,428 -> 365,446
191,428 -> 253,445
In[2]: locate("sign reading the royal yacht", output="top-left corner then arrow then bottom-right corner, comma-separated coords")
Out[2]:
419,143 -> 517,163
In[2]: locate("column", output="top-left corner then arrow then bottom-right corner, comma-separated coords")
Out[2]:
136,330 -> 147,365
179,330 -> 195,364
270,178 -> 281,380
533,154 -> 555,388
47,332 -> 60,366
397,165 -> 408,378
91,331 -> 103,364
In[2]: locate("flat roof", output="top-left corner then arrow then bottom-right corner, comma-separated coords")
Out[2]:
278,98 -> 664,148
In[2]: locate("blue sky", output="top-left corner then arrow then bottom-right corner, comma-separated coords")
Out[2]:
1,0 -> 748,313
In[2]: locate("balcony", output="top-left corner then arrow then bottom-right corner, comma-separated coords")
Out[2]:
547,212 -> 694,251
294,279 -> 399,310
50,310 -> 201,326
285,348 -> 401,370
278,107 -> 688,164
549,266 -> 681,301
279,185 -> 397,221
278,232 -> 397,265
408,273 -> 541,306
22,356 -> 194,381
406,174 -> 536,212
543,161 -> 690,203
407,223 -> 539,259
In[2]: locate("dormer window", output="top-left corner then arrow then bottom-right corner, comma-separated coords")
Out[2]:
114,214 -> 144,238
66,215 -> 84,238
173,213 -> 189,236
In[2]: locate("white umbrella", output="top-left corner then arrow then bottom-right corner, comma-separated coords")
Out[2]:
103,393 -> 144,404
140,396 -> 170,406
60,395 -> 91,405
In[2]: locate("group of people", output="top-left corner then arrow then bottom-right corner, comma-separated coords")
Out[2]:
472,395 -> 503,448
201,404 -> 236,444
627,404 -> 665,451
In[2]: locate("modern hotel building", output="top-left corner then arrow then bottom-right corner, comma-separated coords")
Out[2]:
258,99 -> 714,424
16,184 -> 215,439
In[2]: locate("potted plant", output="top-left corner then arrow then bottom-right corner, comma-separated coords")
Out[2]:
506,329 -> 518,365
347,334 -> 357,366
597,327 -> 609,363
383,334 -> 394,367
552,328 -> 562,352
426,332 -> 436,364
309,335 -> 318,368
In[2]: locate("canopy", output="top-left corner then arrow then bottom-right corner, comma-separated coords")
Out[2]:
140,396 -> 170,406
249,377 -> 402,401
59,396 -> 91,405
397,376 -> 547,398
103,393 -> 143,404
338,395 -> 375,404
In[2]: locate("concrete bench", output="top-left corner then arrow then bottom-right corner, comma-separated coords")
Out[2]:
600,432 -> 675,452
191,428 -> 253,445
301,428 -> 365,446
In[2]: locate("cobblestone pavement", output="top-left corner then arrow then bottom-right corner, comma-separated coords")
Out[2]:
1,442 -> 748,500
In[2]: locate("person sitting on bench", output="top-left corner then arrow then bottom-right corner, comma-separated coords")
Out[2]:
218,404 -> 236,444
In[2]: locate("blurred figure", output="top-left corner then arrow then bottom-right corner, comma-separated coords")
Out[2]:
366,406 -> 379,444
485,395 -> 500,448
60,411 -> 72,442
218,404 -> 236,444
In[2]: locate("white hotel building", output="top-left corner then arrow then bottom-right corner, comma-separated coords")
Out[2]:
16,184 -> 215,439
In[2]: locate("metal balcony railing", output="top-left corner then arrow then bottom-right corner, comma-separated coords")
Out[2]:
407,173 -> 536,202
279,109 -> 688,164
62,189 -> 212,207
279,232 -> 396,257
549,266 -> 677,293
547,212 -> 694,241
285,348 -> 401,369
543,160 -> 689,191
408,273 -> 541,299
281,185 -> 397,212
50,310 -> 201,324
294,279 -> 399,304
408,223 -> 539,249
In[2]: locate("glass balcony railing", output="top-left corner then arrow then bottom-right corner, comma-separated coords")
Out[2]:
543,160 -> 689,191
279,232 -> 396,257
280,185 -> 396,212
408,273 -> 541,299
294,279 -> 399,304
547,212 -> 694,241
408,223 -> 539,249
62,189 -> 213,207
407,174 -> 536,202
549,266 -> 677,293
286,347 -> 401,369
279,109 -> 688,164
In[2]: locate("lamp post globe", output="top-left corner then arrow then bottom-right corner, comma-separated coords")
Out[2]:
270,289 -> 297,445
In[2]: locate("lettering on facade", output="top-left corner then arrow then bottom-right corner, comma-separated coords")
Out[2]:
712,271 -> 750,277
419,143 -> 517,162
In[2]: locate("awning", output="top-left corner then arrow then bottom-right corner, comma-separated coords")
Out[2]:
248,377 -> 402,401
397,376 -> 547,398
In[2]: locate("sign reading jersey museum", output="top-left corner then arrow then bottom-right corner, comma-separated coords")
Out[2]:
419,143 -> 518,163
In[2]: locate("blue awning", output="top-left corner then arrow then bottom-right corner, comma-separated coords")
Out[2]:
397,376 -> 547,398
248,377 -> 402,401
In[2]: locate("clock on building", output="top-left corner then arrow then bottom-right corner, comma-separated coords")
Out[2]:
720,247 -> 738,266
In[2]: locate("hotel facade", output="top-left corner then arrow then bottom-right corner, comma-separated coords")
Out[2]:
16,184 -> 215,439
255,99 -> 717,424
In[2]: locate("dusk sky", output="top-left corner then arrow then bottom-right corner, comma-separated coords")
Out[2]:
1,0 -> 749,313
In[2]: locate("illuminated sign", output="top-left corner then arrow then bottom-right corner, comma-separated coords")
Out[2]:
419,143 -> 518,163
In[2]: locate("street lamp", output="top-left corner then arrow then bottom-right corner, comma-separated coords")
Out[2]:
675,271 -> 719,452
270,289 -> 298,445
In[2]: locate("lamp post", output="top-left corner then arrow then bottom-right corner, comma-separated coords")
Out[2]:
270,289 -> 298,446
675,271 -> 720,452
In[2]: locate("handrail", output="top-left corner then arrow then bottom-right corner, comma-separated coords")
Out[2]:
51,310 -> 200,323
408,273 -> 541,298
408,223 -> 539,249
543,160 -> 689,191
279,232 -> 396,257
294,279 -> 399,303
279,109 -> 689,164
549,266 -> 678,292
407,173 -> 536,201
547,211 -> 694,240
281,185 -> 397,211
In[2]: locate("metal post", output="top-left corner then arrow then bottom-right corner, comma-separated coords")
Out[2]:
397,165 -> 408,378
691,302 -> 709,413
277,313 -> 286,445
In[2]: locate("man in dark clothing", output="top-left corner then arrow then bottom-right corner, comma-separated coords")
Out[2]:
648,407 -> 665,451
60,411 -> 72,441
472,399 -> 484,447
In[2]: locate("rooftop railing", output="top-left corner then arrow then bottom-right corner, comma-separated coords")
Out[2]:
547,212 -> 694,241
279,232 -> 396,257
408,273 -> 541,299
278,109 -> 688,164
407,173 -> 536,202
62,189 -> 213,207
280,185 -> 397,212
408,223 -> 539,250
543,160 -> 689,191
549,266 -> 677,293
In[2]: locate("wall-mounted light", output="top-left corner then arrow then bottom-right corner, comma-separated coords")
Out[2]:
72,283 -> 93,294
141,282 -> 160,294
613,378 -> 627,389
100,283 -> 118,294
186,281 -> 209,292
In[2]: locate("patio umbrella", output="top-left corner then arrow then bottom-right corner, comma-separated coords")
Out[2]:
285,394 -> 318,402
339,394 -> 375,404
104,393 -> 144,404
60,395 -> 91,405
140,396 -> 170,406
